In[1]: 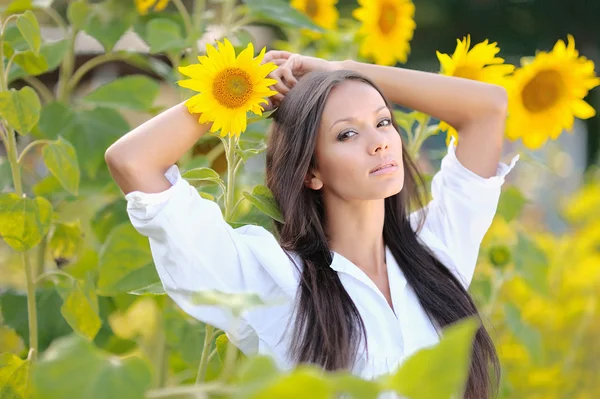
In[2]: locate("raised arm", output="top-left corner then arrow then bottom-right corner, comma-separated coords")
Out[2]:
333,60 -> 507,179
104,102 -> 212,195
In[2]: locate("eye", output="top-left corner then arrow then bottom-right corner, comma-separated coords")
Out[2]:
378,117 -> 392,128
337,129 -> 357,141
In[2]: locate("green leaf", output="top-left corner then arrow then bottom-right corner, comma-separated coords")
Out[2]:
182,167 -> 225,187
0,325 -> 25,355
67,0 -> 89,29
82,75 -> 160,112
42,136 -> 80,195
97,223 -> 160,296
145,18 -> 186,54
32,334 -> 151,399
16,10 -> 40,55
91,199 -> 128,243
62,107 -> 130,179
3,0 -> 54,15
242,0 -> 324,31
513,233 -> 549,296
179,289 -> 268,318
163,307 -> 206,366
0,86 -> 41,135
497,186 -> 527,222
48,220 -> 84,261
12,49 -> 48,75
236,355 -> 280,388
0,289 -> 73,352
236,142 -> 267,163
8,40 -> 67,82
32,102 -> 75,140
128,282 -> 166,296
53,274 -> 102,341
0,353 -> 30,399
0,193 -> 52,252
330,372 -> 381,399
504,303 -> 544,365
80,1 -> 136,52
243,185 -> 284,223
384,317 -> 479,399
250,366 -> 334,399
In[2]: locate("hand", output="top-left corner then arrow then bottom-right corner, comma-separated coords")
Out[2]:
261,51 -> 337,110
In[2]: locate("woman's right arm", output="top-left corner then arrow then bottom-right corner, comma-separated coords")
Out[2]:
104,102 -> 212,195
104,103 -> 297,346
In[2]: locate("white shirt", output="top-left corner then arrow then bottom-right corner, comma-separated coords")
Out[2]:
125,137 -> 519,381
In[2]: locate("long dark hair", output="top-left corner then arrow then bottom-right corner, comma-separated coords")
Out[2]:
265,70 -> 500,399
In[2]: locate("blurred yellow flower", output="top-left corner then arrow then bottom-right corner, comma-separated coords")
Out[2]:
506,35 -> 600,150
561,182 -> 600,224
135,0 -> 169,15
291,0 -> 339,40
177,39 -> 278,138
436,35 -> 514,145
352,0 -> 416,66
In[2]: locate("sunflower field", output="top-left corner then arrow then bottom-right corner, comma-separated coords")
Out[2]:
0,0 -> 598,398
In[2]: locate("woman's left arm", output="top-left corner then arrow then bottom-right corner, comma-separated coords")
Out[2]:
333,60 -> 507,179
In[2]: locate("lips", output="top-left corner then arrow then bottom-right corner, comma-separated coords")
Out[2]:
370,160 -> 398,173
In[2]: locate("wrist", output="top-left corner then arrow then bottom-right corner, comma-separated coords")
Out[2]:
330,59 -> 353,71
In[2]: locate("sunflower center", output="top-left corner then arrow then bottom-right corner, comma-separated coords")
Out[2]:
378,2 -> 397,35
521,69 -> 564,113
305,0 -> 319,18
213,68 -> 253,109
453,65 -> 481,81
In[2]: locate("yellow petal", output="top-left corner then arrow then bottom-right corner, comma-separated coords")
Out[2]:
572,99 -> 596,119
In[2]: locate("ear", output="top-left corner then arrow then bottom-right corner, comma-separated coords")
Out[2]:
304,170 -> 323,190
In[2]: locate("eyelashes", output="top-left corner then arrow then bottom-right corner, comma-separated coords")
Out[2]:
337,117 -> 392,141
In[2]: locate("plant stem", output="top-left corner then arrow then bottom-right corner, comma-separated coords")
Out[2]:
22,76 -> 54,104
4,53 -> 15,83
17,139 -> 51,164
66,51 -> 133,96
205,141 -> 225,165
56,27 -> 78,102
36,236 -> 47,277
224,135 -> 237,221
1,14 -> 38,363
5,124 -> 23,195
195,324 -> 214,384
192,0 -> 205,34
22,251 -> 38,361
34,5 -> 68,35
171,0 -> 197,60
218,332 -> 238,383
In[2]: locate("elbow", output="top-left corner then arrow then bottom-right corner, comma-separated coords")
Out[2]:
105,145 -> 134,174
483,84 -> 508,118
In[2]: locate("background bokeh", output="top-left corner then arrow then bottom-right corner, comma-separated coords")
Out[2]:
0,0 -> 599,398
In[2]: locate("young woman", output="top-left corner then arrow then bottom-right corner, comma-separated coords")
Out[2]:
105,51 -> 519,399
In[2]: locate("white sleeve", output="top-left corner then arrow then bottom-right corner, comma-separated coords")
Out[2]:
125,164 -> 296,346
411,137 -> 519,289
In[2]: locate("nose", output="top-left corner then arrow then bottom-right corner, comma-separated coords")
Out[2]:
369,129 -> 390,155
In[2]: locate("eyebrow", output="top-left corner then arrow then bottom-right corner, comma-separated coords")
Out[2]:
328,105 -> 389,132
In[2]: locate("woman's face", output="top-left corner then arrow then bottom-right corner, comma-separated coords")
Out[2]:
307,80 -> 404,201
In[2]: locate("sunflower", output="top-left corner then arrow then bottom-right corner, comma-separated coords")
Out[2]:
436,35 -> 515,145
291,0 -> 339,40
506,35 -> 600,150
352,0 -> 416,66
177,39 -> 278,138
134,0 -> 169,15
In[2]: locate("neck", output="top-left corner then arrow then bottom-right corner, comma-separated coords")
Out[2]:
324,196 -> 387,275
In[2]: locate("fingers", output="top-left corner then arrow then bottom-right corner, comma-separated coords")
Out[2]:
280,67 -> 298,87
262,50 -> 293,64
269,67 -> 294,95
